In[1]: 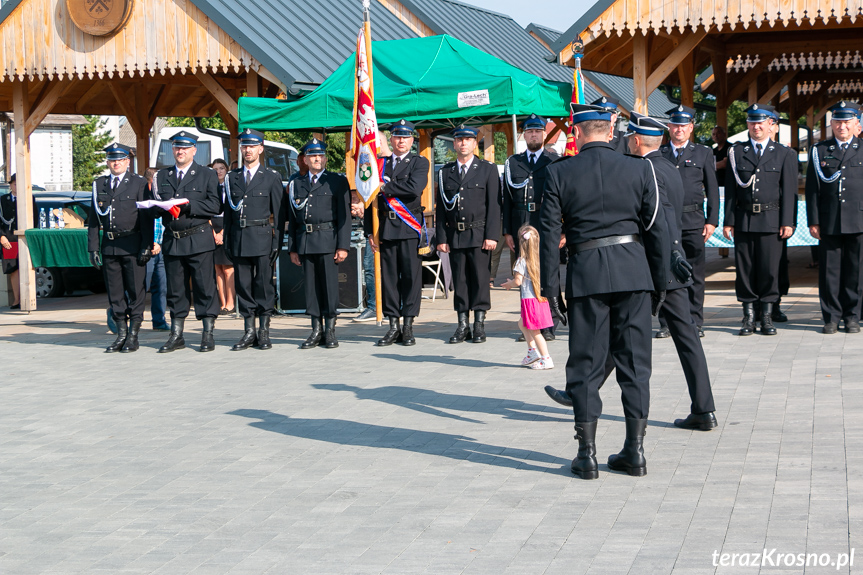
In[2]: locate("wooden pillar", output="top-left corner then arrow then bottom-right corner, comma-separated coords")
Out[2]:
678,53 -> 695,108
748,81 -> 758,105
820,114 -> 827,141
246,69 -> 261,98
481,125 -> 495,162
789,83 -> 799,150
806,106 -> 815,142
711,53 -> 728,131
12,80 -> 36,311
417,129 -> 433,214
633,33 -> 648,114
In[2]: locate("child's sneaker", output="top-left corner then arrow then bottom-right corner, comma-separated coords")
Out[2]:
530,356 -> 554,370
521,347 -> 540,366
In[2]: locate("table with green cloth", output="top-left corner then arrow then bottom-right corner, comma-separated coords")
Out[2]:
24,229 -> 92,267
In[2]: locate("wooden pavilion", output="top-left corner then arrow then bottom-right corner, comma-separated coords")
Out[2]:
551,0 -> 863,144
0,0 -> 288,310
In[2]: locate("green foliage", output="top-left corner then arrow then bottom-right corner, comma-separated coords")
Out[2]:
493,132 -> 508,164
434,138 -> 455,164
165,115 -> 228,130
72,115 -> 113,190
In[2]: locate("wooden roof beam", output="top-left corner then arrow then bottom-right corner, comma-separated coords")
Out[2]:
24,80 -> 73,138
107,82 -> 143,134
726,54 -> 776,102
814,95 -> 846,124
758,69 -> 798,105
195,71 -> 238,122
75,82 -> 104,113
646,29 -> 708,94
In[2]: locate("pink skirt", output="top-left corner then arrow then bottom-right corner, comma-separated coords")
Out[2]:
521,297 -> 553,330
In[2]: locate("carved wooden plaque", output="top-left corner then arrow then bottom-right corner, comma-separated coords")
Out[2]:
66,0 -> 134,36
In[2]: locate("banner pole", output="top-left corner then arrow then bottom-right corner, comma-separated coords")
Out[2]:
363,8 -> 383,326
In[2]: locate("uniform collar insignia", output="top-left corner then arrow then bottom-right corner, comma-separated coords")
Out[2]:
744,146 -> 750,151
829,145 -> 835,151
190,170 -> 196,175
169,170 -> 174,175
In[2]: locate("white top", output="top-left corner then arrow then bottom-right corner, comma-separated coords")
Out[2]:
512,257 -> 537,300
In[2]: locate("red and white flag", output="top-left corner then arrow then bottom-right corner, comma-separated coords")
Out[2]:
351,27 -> 383,207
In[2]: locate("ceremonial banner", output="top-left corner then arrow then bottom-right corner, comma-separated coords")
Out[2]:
564,41 -> 586,157
352,26 -> 383,207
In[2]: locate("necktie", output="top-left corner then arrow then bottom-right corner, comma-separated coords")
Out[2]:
177,170 -> 184,184
112,177 -> 119,191
528,154 -> 536,169
755,143 -> 763,157
674,148 -> 680,159
311,174 -> 318,186
245,170 -> 251,186
841,142 -> 848,152
460,164 -> 467,180
392,157 -> 399,172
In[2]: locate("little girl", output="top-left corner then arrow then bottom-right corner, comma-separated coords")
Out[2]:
501,225 -> 554,369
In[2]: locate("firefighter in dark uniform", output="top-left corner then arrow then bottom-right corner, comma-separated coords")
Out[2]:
502,114 -> 559,341
591,96 -> 628,154
86,144 -> 153,353
436,124 -> 501,344
656,105 -> 719,339
806,100 -> 863,334
223,128 -> 286,350
288,139 -> 351,349
540,104 -> 669,479
723,104 -> 797,336
152,131 -> 222,353
365,119 -> 429,347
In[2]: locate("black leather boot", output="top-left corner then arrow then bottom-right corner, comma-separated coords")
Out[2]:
121,319 -> 142,353
739,302 -> 755,336
324,316 -> 339,349
772,298 -> 788,322
232,316 -> 257,351
401,317 -> 416,346
449,312 -> 471,344
301,317 -> 323,349
158,317 -> 186,353
200,317 -> 215,352
607,418 -> 648,476
540,328 -> 555,341
377,317 -> 401,346
106,319 -> 128,353
760,302 -> 777,335
571,421 -> 599,479
257,315 -> 272,350
472,310 -> 487,343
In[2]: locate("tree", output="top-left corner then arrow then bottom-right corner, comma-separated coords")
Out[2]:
72,115 -> 112,189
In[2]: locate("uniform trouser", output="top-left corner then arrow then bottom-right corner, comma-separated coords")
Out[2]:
733,230 -> 783,303
818,233 -> 863,324
303,252 -> 339,318
234,254 -> 276,318
449,246 -> 492,312
146,253 -> 167,326
363,238 -> 376,311
103,253 -> 146,321
565,291 -> 652,422
659,227 -> 706,330
779,240 -> 790,297
164,250 -> 220,320
380,237 -> 421,318
659,287 -> 715,414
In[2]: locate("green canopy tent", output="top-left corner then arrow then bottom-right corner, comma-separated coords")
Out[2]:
238,35 -> 572,132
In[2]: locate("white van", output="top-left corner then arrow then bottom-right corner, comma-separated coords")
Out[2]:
150,127 -> 300,183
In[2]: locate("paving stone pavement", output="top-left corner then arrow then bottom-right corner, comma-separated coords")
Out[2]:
1,248 -> 861,574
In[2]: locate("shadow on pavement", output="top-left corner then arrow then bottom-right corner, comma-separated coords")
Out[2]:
311,383 -> 572,424
227,408 -> 572,475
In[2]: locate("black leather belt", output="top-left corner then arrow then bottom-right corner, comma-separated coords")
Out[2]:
447,219 -> 486,232
572,234 -> 640,255
514,203 -> 537,212
102,229 -> 137,240
304,222 -> 334,233
170,223 -> 209,239
743,201 -> 779,213
239,217 -> 270,228
682,203 -> 702,213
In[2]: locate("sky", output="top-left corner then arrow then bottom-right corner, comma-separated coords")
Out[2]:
458,0 -> 596,30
